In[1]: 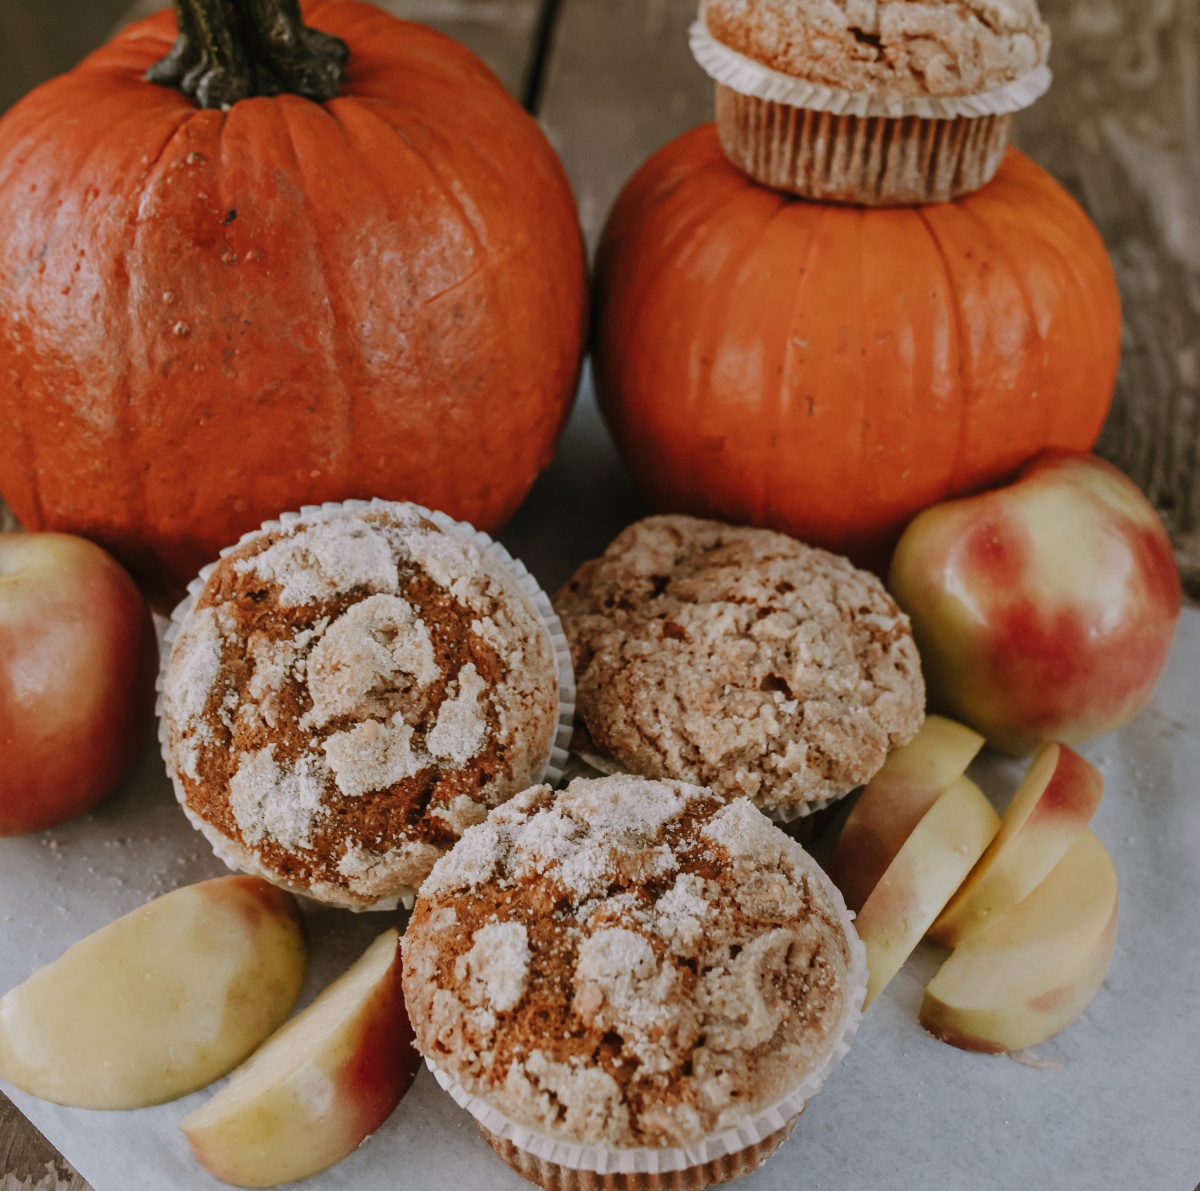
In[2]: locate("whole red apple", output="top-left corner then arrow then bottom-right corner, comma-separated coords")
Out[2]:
1,533 -> 157,834
888,452 -> 1181,755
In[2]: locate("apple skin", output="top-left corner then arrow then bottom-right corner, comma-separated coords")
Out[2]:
929,742 -> 1103,948
182,929 -> 419,1188
0,532 -> 158,835
827,715 -> 985,913
888,451 -> 1181,756
921,830 -> 1118,1053
856,775 -> 1000,1009
0,875 -> 307,1109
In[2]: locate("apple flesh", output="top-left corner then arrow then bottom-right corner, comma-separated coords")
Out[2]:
921,830 -> 1118,1053
0,876 -> 306,1109
827,715 -> 985,913
856,775 -> 1000,1009
888,451 -> 1182,756
182,928 -> 419,1188
0,532 -> 158,835
929,742 -> 1103,948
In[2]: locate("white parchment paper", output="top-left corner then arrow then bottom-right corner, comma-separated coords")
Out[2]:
2,377 -> 1198,1191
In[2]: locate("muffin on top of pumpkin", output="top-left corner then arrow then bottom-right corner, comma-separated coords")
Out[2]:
701,0 -> 1050,96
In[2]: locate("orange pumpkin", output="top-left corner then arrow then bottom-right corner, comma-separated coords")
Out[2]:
593,125 -> 1121,569
0,1 -> 586,608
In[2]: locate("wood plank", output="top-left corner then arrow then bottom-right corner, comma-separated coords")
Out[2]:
117,0 -> 545,98
0,1093 -> 87,1191
538,0 -> 1200,595
536,0 -> 707,251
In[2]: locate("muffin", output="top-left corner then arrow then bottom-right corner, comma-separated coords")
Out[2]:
691,0 -> 1052,204
160,500 -> 570,910
403,775 -> 866,1189
554,516 -> 924,820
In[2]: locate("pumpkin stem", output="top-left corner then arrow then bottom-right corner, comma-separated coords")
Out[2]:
146,0 -> 348,109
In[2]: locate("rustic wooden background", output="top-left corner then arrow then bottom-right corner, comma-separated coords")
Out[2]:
0,0 -> 1197,1186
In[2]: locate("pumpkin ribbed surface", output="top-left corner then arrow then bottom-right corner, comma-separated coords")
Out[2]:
593,125 -> 1119,568
0,2 -> 586,607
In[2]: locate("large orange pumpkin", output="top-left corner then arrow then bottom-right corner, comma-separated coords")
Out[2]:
0,0 -> 586,608
594,125 -> 1120,569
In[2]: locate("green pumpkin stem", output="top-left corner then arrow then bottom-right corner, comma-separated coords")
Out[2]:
145,0 -> 348,109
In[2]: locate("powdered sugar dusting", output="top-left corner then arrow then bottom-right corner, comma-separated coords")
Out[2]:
304,594 -> 438,728
427,663 -> 488,764
162,607 -> 225,780
336,839 -> 443,899
323,715 -> 427,798
234,517 -> 403,606
457,922 -> 530,1013
228,745 -> 330,851
404,775 -> 864,1150
162,501 -> 561,909
702,797 -> 795,868
421,776 -> 708,900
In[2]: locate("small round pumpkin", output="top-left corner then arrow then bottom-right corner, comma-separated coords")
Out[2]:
0,1 -> 586,608
593,125 -> 1120,568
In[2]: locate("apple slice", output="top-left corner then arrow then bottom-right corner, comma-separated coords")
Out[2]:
827,715 -> 986,912
857,776 -> 1000,1009
0,876 -> 306,1109
182,928 -> 419,1188
928,742 -> 1103,948
921,830 -> 1118,1052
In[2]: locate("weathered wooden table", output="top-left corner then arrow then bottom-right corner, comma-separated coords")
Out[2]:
1,0 -> 1198,1186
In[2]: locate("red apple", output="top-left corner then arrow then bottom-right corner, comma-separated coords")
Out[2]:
888,452 -> 1181,755
0,532 -> 158,834
182,929 -> 418,1187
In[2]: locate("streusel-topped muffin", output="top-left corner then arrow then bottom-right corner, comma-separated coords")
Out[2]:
702,0 -> 1049,97
161,502 -> 562,909
692,0 -> 1052,203
403,776 -> 865,1186
555,516 -> 924,817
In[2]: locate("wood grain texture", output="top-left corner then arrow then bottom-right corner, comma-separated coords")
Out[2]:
538,0 -> 1200,593
0,1095 -> 86,1191
1013,0 -> 1200,596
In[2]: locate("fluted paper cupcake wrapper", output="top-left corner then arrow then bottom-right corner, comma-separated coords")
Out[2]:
426,883 -> 867,1180
570,751 -> 846,824
156,498 -> 576,913
689,18 -> 1051,120
692,17 -> 1048,205
475,1114 -> 803,1190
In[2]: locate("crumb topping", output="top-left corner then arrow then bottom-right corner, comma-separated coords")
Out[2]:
162,504 -> 559,908
403,775 -> 860,1148
702,0 -> 1050,97
554,516 -> 924,813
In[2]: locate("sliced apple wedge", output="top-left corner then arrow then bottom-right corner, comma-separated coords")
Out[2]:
828,715 -> 986,912
929,742 -> 1103,948
921,830 -> 1118,1053
857,775 -> 1000,1009
0,876 -> 306,1109
182,928 -> 419,1188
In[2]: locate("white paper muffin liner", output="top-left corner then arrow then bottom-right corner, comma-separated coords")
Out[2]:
689,18 -> 1051,120
427,875 -> 868,1178
571,751 -> 847,824
156,498 -> 576,913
